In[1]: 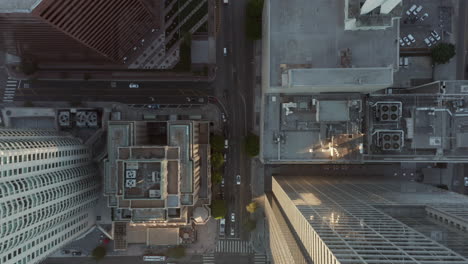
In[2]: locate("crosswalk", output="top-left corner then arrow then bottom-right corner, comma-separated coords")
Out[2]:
3,78 -> 18,102
253,254 -> 268,264
202,253 -> 215,264
216,239 -> 253,254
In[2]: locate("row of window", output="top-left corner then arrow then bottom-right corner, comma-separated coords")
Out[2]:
0,197 -> 97,255
0,157 -> 90,179
0,166 -> 94,198
1,213 -> 89,264
0,178 -> 97,219
0,147 -> 88,166
0,137 -> 81,151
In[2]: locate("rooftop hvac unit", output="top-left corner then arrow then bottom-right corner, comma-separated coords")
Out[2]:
76,111 -> 88,127
379,131 -> 404,151
126,170 -> 137,179
376,102 -> 402,122
58,111 -> 70,127
86,112 -> 98,127
125,179 -> 136,188
149,189 -> 161,198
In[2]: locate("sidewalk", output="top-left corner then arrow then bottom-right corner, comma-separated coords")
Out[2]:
250,157 -> 266,254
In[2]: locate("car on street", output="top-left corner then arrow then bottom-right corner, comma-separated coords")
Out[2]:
221,178 -> 225,188
220,219 -> 226,235
399,38 -> 405,47
224,139 -> 228,149
129,83 -> 139,88
221,113 -> 227,122
230,227 -> 235,236
231,213 -> 235,222
223,47 -> 227,56
236,175 -> 241,185
407,34 -> 415,43
464,177 -> 468,187
72,251 -> 82,256
61,250 -> 70,254
431,30 -> 441,41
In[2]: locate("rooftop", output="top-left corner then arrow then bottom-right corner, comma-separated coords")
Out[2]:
265,0 -> 399,89
0,0 -> 41,12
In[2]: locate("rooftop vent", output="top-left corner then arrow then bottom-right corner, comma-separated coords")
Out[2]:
125,179 -> 136,188
375,102 -> 401,122
126,170 -> 137,179
378,131 -> 404,151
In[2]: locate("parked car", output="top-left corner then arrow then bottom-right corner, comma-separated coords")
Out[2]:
424,38 -> 432,47
431,30 -> 441,41
406,4 -> 417,16
413,5 -> 423,16
224,139 -> 228,149
419,13 -> 428,21
220,219 -> 226,235
129,83 -> 139,88
407,34 -> 415,43
403,37 -> 411,45
464,177 -> 468,187
428,36 -> 436,43
221,178 -> 225,188
61,250 -> 70,254
230,227 -> 235,236
223,47 -> 227,56
399,38 -> 405,47
236,174 -> 241,185
403,57 -> 409,68
72,251 -> 82,256
231,213 -> 235,222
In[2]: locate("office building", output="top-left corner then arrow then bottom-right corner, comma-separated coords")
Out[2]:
266,175 -> 468,264
0,129 -> 100,264
104,120 -> 211,250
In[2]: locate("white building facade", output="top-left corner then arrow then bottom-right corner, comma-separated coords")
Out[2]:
0,129 -> 100,264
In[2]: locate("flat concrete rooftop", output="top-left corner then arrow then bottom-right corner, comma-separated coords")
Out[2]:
0,0 -> 41,12
266,0 -> 399,87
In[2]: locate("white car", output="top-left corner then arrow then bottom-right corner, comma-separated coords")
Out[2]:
403,37 -> 411,46
399,38 -> 405,47
129,83 -> 139,88
406,4 -> 417,16
221,178 -> 225,188
231,213 -> 235,222
230,227 -> 235,236
428,36 -> 436,43
424,38 -> 432,47
413,5 -> 423,16
221,113 -> 227,122
236,175 -> 241,185
223,47 -> 227,56
224,139 -> 228,149
431,30 -> 441,41
464,177 -> 468,187
407,34 -> 415,43
419,13 -> 428,21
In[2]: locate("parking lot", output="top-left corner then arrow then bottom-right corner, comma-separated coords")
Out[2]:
399,0 -> 454,49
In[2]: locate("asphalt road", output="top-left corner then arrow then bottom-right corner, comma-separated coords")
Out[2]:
13,79 -> 214,104
218,0 -> 255,241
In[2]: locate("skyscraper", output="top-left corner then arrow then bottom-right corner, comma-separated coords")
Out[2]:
0,0 -> 157,66
0,129 -> 100,264
266,175 -> 468,264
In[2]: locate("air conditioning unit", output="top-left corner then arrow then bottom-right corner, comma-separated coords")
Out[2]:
126,170 -> 137,179
125,179 -> 136,188
378,131 -> 404,151
58,111 -> 70,127
149,189 -> 161,198
376,102 -> 401,122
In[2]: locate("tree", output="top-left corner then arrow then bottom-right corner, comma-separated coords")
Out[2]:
245,0 -> 264,40
166,246 -> 186,258
18,57 -> 38,75
431,42 -> 456,65
211,199 -> 227,219
246,201 -> 258,213
244,132 -> 260,157
211,152 -> 225,169
210,135 -> 225,152
91,246 -> 106,261
212,170 -> 223,184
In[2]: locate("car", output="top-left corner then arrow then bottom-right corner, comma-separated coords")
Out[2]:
129,83 -> 139,88
431,30 -> 441,41
231,213 -> 235,222
224,139 -> 228,149
403,37 -> 411,45
223,47 -> 227,56
221,113 -> 227,122
412,5 -> 422,16
464,177 -> 468,187
61,250 -> 70,254
424,38 -> 432,47
407,34 -> 415,43
419,13 -> 428,21
221,178 -> 225,188
72,251 -> 82,256
220,218 -> 226,234
230,227 -> 235,236
428,36 -> 436,43
403,57 -> 409,68
236,174 -> 241,185
406,4 -> 417,16
399,38 -> 405,47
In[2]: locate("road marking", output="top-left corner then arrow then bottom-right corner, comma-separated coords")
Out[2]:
202,253 -> 215,264
254,254 -> 268,264
216,239 -> 253,254
3,79 -> 18,102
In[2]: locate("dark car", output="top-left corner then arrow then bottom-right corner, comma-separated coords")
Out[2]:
72,251 -> 82,256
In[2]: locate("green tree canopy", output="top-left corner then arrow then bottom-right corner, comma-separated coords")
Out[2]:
244,132 -> 260,157
210,135 -> 225,152
212,170 -> 223,184
431,42 -> 456,65
211,199 -> 227,219
18,57 -> 38,75
166,246 -> 186,259
246,201 -> 258,213
245,0 -> 264,40
211,151 -> 225,169
91,246 -> 106,261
